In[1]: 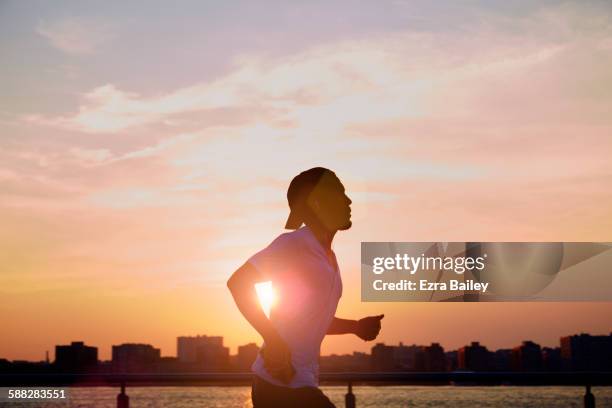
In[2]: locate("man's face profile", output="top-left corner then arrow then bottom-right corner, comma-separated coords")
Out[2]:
306,172 -> 352,231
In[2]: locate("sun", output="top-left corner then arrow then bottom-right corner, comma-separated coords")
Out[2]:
255,281 -> 277,318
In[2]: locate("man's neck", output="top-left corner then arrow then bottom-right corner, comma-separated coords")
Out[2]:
305,221 -> 336,252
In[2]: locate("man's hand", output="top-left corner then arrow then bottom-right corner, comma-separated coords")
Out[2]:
261,333 -> 295,384
354,314 -> 384,341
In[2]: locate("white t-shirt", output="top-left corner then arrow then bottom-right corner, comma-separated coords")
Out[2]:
247,225 -> 343,388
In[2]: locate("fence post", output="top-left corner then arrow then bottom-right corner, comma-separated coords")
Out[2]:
117,381 -> 129,408
584,384 -> 595,408
345,381 -> 355,408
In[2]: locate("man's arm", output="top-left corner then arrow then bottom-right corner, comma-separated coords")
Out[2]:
227,262 -> 278,341
227,262 -> 294,383
327,317 -> 358,335
327,315 -> 384,341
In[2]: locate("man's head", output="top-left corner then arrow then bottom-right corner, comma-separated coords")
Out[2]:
285,167 -> 352,232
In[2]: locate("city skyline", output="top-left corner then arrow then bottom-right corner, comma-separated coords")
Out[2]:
4,330 -> 612,364
3,332 -> 611,386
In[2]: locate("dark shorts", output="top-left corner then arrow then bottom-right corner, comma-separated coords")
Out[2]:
251,375 -> 336,408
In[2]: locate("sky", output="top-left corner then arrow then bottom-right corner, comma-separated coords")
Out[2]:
1,0 -> 612,362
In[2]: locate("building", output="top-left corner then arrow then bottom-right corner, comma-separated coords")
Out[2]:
457,342 -> 491,371
155,356 -> 180,373
371,342 -> 445,371
493,349 -> 512,371
177,335 -> 230,370
237,343 -> 259,370
542,347 -> 562,371
348,352 -> 370,372
561,333 -> 612,371
111,343 -> 161,372
0,359 -> 10,373
178,335 -> 223,363
320,352 -> 370,372
54,341 -> 98,372
421,343 -> 447,371
394,343 -> 422,371
371,343 -> 396,371
512,341 -> 542,371
445,351 -> 458,371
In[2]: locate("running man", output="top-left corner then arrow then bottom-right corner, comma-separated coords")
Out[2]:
227,167 -> 384,407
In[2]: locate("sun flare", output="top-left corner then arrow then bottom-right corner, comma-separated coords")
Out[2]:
255,281 -> 277,318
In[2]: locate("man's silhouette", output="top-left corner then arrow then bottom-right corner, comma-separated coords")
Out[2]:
228,167 -> 384,407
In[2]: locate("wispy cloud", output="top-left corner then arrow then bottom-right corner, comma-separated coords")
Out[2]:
37,17 -> 114,55
23,32 -> 566,134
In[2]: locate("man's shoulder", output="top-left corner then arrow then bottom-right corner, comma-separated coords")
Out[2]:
247,228 -> 310,270
266,227 -> 311,252
273,227 -> 309,243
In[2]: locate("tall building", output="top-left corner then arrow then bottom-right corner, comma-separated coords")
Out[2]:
560,333 -> 612,371
421,343 -> 447,371
177,335 -> 222,362
371,343 -> 395,371
54,341 -> 98,372
237,343 -> 259,370
371,342 -> 447,372
0,359 -> 11,373
457,342 -> 491,371
177,335 -> 229,369
111,343 -> 161,372
394,343 -> 421,371
512,341 -> 542,371
445,351 -> 458,371
493,349 -> 512,371
542,347 -> 562,371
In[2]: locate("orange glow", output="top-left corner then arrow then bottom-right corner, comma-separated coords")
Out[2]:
3,2 -> 612,363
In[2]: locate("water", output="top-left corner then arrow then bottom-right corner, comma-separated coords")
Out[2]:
2,386 -> 611,407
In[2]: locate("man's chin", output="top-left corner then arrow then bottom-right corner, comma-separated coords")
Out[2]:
339,220 -> 352,231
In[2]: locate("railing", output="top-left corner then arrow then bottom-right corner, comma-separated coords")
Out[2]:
2,371 -> 610,407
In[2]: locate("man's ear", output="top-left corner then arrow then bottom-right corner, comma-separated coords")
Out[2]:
305,194 -> 321,216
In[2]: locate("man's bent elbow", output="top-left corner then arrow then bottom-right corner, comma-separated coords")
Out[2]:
227,262 -> 249,292
227,273 -> 238,293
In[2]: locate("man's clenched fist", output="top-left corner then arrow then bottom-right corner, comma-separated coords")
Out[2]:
354,314 -> 384,341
